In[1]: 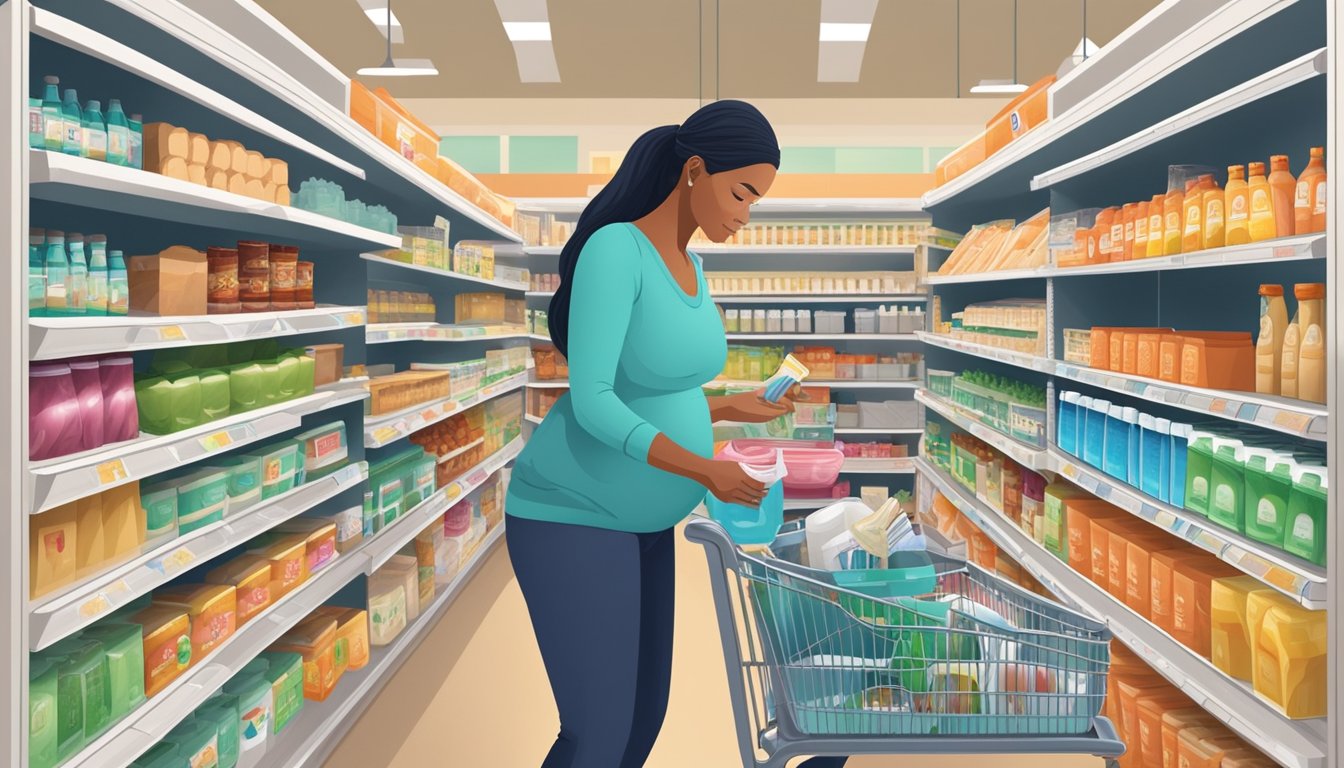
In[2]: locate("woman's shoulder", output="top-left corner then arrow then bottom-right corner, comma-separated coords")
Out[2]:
585,222 -> 641,250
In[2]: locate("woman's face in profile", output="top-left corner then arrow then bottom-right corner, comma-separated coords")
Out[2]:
690,162 -> 778,243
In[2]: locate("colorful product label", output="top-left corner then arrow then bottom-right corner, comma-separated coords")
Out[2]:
1296,180 -> 1311,208
1251,189 -> 1271,214
240,700 -> 270,750
1315,182 -> 1327,214
310,432 -> 344,463
44,115 -> 63,146
308,540 -> 336,571
1229,193 -> 1249,221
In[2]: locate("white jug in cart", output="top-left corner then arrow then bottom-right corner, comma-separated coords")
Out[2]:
804,498 -> 872,569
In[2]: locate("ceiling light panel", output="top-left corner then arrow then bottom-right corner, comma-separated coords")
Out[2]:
356,0 -> 404,43
818,22 -> 870,42
502,21 -> 552,41
817,0 -> 878,82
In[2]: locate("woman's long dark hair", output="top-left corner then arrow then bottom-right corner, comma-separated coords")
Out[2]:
548,100 -> 780,357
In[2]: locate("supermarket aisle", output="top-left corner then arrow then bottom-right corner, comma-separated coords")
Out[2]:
323,523 -> 1101,768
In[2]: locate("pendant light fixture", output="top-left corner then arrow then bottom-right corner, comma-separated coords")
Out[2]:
970,0 -> 1027,94
358,0 -> 438,77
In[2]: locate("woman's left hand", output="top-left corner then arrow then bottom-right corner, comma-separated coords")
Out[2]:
715,386 -> 807,424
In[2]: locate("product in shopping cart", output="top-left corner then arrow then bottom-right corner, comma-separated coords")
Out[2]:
704,448 -> 787,545
803,498 -> 873,569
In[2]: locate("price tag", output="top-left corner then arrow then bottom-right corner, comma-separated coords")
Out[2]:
163,548 -> 196,574
1209,398 -> 1229,415
373,426 -> 399,444
1263,565 -> 1300,593
1271,410 -> 1311,433
421,408 -> 438,422
105,579 -> 131,597
443,483 -> 463,502
78,594 -> 111,619
96,459 -> 128,486
344,311 -> 365,326
466,469 -> 487,486
199,431 -> 234,452
159,325 -> 186,341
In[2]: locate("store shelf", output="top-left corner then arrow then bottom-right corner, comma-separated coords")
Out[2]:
526,378 -> 569,390
435,437 -> 485,466
917,332 -> 1054,374
255,524 -> 506,768
55,533 -> 373,768
28,462 -> 367,651
28,150 -> 401,250
29,306 -> 366,361
724,333 -> 918,342
359,254 -> 528,292
514,197 -> 925,216
524,244 -> 919,257
364,324 -> 530,344
841,458 -> 915,474
362,372 -> 527,448
783,497 -> 838,511
528,333 -> 551,342
924,234 -> 1324,285
526,290 -> 555,298
715,294 -> 927,304
1032,49 -> 1328,189
1048,450 -> 1327,609
27,383 -> 369,515
710,379 -> 919,390
361,438 -> 522,573
80,0 -> 521,242
1053,361 -> 1329,441
524,413 -> 545,425
915,389 -> 1050,471
835,427 -> 924,436
523,246 -> 563,256
29,7 -> 362,178
917,458 -> 1328,768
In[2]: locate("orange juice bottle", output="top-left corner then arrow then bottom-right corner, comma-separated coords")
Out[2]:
1268,154 -> 1296,237
1295,146 -> 1326,234
1202,174 -> 1225,249
1094,207 -> 1118,263
1146,194 -> 1167,257
1225,165 -> 1250,245
1247,161 -> 1277,241
1182,179 -> 1204,252
1163,188 -> 1185,254
1133,199 -> 1150,256
1122,202 -> 1139,260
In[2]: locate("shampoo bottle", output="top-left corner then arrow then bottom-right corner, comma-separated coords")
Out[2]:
107,250 -> 129,316
1224,165 -> 1250,245
43,231 -> 68,316
1295,147 -> 1326,234
82,100 -> 107,162
1146,194 -> 1166,257
1248,162 -> 1277,242
86,235 -> 109,316
1255,284 -> 1288,395
40,76 -> 63,152
1201,174 -> 1225,249
1182,179 -> 1204,253
60,88 -> 82,156
105,99 -> 130,166
1295,283 -> 1325,404
65,234 -> 88,316
1268,154 -> 1296,238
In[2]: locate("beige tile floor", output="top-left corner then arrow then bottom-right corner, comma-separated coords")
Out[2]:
323,526 -> 1104,768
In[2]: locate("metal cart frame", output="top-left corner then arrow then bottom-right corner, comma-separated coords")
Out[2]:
686,518 -> 1125,768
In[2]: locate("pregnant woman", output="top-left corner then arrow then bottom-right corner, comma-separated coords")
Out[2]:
506,100 -> 844,768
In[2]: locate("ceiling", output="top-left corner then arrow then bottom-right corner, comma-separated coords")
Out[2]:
256,0 -> 1163,100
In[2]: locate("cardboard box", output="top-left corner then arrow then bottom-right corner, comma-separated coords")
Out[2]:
306,344 -> 345,387
129,246 -> 207,316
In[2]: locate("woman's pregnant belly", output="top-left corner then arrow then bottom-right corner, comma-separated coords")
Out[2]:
512,388 -> 712,529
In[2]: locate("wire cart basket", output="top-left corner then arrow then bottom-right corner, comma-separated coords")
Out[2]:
686,517 -> 1125,768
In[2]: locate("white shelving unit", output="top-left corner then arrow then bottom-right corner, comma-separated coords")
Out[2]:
916,3 -> 1341,764
5,1 -> 531,766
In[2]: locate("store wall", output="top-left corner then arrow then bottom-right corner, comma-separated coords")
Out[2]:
323,527 -> 1104,768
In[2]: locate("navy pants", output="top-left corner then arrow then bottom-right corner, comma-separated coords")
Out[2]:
507,514 -> 847,768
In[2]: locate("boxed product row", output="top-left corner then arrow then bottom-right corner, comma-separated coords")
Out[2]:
530,272 -> 561,293
690,220 -> 927,248
721,344 -> 924,384
408,394 -> 523,475
708,270 -> 918,296
406,347 -> 529,397
31,421 -> 349,600
935,209 -> 1050,277
723,305 -> 926,335
530,345 -> 569,381
293,178 -> 397,234
927,369 -> 1046,447
455,292 -> 526,326
527,388 -> 563,421
1058,392 -> 1327,565
348,82 -> 516,229
1052,151 -> 1328,271
934,75 -> 1053,187
940,300 -> 1048,356
29,76 -> 142,167
515,212 -> 574,248
836,399 -> 923,430
712,401 -> 837,442
28,230 -> 127,317
367,289 -> 436,323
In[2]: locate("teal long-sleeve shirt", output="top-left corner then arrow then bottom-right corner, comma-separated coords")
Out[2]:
507,222 -> 728,532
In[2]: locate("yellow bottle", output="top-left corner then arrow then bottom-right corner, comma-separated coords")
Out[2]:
1255,284 -> 1288,396
1225,165 -> 1250,245
1146,194 -> 1166,257
1182,179 -> 1204,253
1163,188 -> 1185,255
1295,283 -> 1325,404
1248,161 -> 1277,242
1201,174 -> 1225,249
1268,154 -> 1296,238
1249,590 -> 1327,719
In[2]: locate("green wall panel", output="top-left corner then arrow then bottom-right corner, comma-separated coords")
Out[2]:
510,135 -> 579,173
438,136 -> 501,174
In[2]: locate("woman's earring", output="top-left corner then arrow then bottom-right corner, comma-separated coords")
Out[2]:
688,178 -> 694,187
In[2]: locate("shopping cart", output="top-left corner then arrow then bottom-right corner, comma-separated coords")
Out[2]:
686,518 -> 1124,768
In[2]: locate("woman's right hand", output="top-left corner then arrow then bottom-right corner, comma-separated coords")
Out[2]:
698,459 -> 768,506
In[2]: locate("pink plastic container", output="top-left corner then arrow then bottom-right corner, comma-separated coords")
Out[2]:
29,363 -> 85,460
69,360 -> 105,450
443,498 -> 472,537
99,356 -> 139,444
717,439 -> 845,492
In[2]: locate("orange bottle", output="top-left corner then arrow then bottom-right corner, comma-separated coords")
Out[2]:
1182,178 -> 1204,252
1295,146 -> 1326,234
1202,173 -> 1225,249
1247,162 -> 1277,242
1122,202 -> 1139,260
1268,154 -> 1296,237
1225,165 -> 1250,245
1163,188 -> 1185,255
1133,199 -> 1150,256
1146,194 -> 1166,257
1094,206 -> 1118,263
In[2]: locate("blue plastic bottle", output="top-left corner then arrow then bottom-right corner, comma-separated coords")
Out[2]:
40,76 -> 63,152
1057,391 -> 1079,455
105,100 -> 130,166
43,231 -> 69,316
82,100 -> 107,161
1169,423 -> 1191,508
1152,418 -> 1172,502
1102,404 -> 1129,480
107,250 -> 129,316
86,235 -> 109,315
1123,407 -> 1141,487
1083,399 -> 1110,469
66,233 -> 88,316
1075,395 -> 1093,460
60,89 -> 82,156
